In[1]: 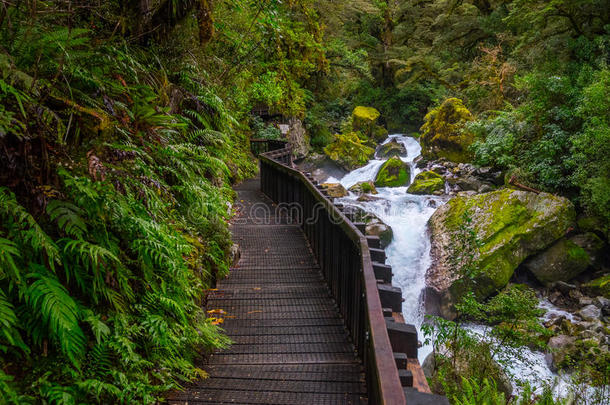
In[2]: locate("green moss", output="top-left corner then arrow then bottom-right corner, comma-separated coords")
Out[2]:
431,189 -> 576,300
420,98 -> 475,163
407,171 -> 444,194
353,106 -> 381,122
374,157 -> 410,187
324,131 -> 375,170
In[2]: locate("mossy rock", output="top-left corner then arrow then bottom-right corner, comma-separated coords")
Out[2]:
352,106 -> 388,143
524,233 -> 605,285
320,183 -> 348,198
377,139 -> 407,159
374,157 -> 410,187
352,106 -> 380,127
407,171 -> 445,195
582,274 -> 610,299
427,189 -> 575,319
420,98 -> 474,163
323,131 -> 375,171
372,125 -> 389,143
349,181 -> 378,195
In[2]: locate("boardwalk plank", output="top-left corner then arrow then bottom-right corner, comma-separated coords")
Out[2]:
166,178 -> 366,404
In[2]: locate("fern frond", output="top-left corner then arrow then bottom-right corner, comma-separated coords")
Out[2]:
0,188 -> 61,269
25,266 -> 86,367
46,201 -> 87,239
0,289 -> 28,353
0,237 -> 22,286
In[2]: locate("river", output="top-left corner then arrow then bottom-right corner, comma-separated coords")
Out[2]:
324,134 -> 577,398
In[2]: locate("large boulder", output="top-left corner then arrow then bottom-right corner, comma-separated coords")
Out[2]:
320,183 -> 348,198
377,138 -> 407,159
374,157 -> 410,187
352,106 -> 388,143
323,132 -> 375,171
523,233 -> 605,285
407,171 -> 445,195
426,189 -> 575,319
420,98 -> 474,163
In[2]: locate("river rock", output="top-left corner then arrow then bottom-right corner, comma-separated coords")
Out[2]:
320,183 -> 348,198
546,334 -> 576,371
377,138 -> 407,159
524,233 -> 604,285
426,189 -> 575,319
422,350 -> 512,398
407,171 -> 445,195
366,221 -> 393,248
374,157 -> 410,187
348,181 -> 378,195
345,206 -> 394,248
577,304 -> 602,321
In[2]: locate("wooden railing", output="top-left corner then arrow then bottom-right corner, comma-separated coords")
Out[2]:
256,144 -> 407,405
250,138 -> 290,158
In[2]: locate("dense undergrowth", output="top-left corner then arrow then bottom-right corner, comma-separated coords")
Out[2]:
0,1 -> 274,403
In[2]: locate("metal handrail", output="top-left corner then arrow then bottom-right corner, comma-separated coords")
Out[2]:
258,147 -> 405,405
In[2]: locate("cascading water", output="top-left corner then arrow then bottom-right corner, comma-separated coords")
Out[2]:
328,134 -> 446,363
325,134 -> 578,397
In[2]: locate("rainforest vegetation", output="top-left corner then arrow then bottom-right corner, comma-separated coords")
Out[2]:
0,0 -> 608,403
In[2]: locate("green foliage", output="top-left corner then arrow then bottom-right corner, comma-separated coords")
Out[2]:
250,116 -> 282,140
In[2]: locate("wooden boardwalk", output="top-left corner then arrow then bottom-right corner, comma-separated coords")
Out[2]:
168,178 -> 366,404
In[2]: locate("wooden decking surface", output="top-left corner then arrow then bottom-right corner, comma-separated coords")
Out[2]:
168,179 -> 366,404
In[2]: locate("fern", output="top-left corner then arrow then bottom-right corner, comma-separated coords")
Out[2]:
0,188 -> 61,269
46,201 -> 87,240
25,267 -> 86,367
0,290 -> 28,353
0,237 -> 22,286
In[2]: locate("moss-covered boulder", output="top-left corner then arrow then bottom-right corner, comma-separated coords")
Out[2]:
352,106 -> 388,143
377,138 -> 407,159
407,171 -> 445,195
374,157 -> 410,187
524,233 -> 605,285
323,132 -> 375,171
320,183 -> 348,198
353,106 -> 380,128
348,181 -> 378,195
426,189 -> 575,319
420,98 -> 474,163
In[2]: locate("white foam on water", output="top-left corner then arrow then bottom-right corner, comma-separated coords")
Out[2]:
323,134 -> 590,398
